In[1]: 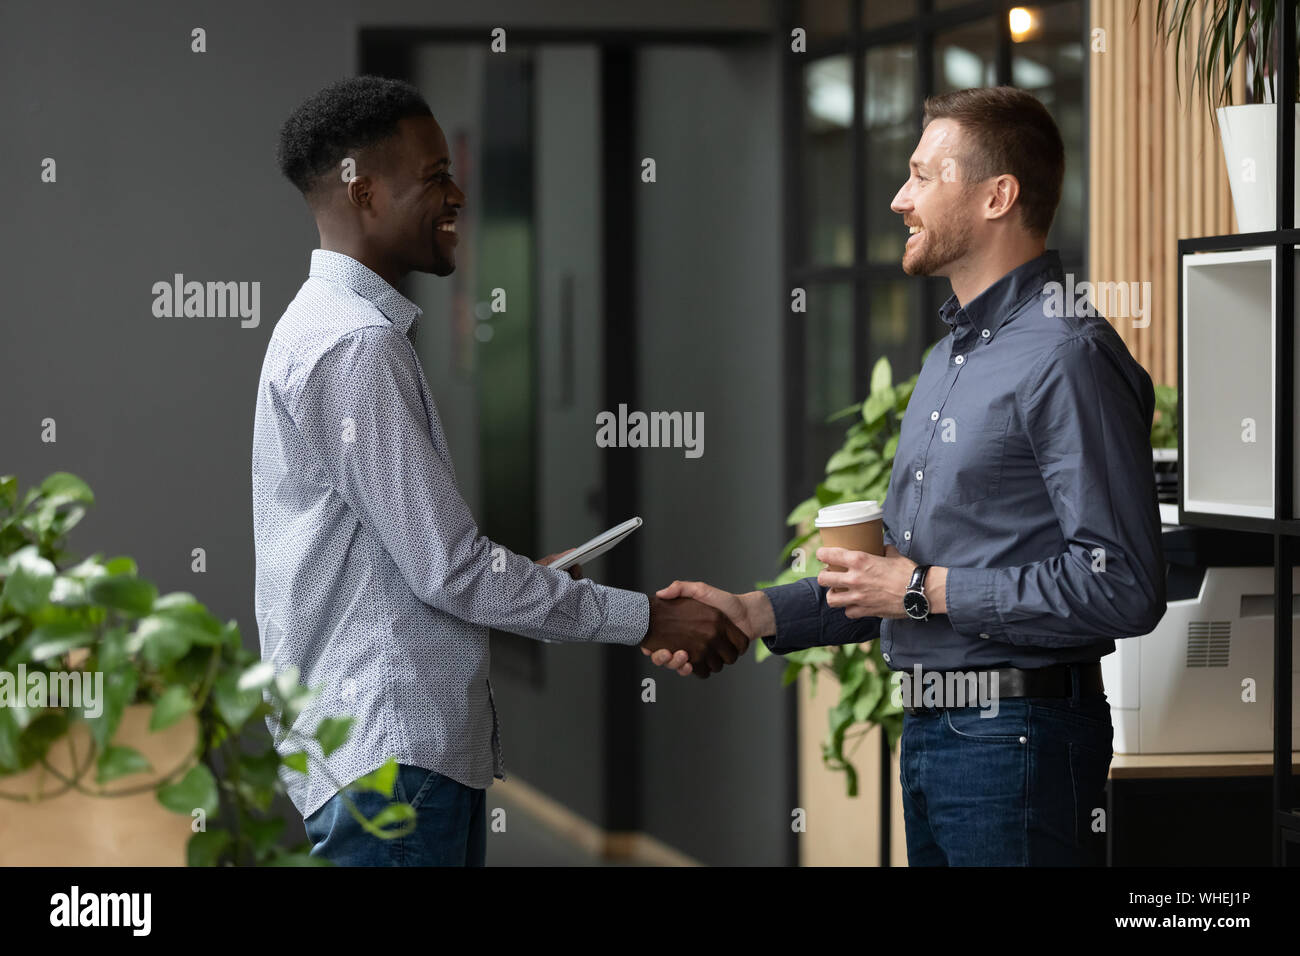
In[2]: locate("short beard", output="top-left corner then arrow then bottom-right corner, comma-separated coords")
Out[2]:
903,215 -> 974,276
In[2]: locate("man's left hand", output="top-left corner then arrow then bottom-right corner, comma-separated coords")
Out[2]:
536,549 -> 584,580
816,544 -> 914,619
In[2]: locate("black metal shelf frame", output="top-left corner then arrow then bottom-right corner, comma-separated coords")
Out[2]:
1174,0 -> 1298,864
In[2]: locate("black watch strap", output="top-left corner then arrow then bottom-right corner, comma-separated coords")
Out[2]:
908,564 -> 931,593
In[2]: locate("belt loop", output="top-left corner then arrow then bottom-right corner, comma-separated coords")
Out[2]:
1069,664 -> 1080,704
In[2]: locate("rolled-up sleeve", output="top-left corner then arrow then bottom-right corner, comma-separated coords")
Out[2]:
289,326 -> 648,646
944,334 -> 1167,646
762,576 -> 880,654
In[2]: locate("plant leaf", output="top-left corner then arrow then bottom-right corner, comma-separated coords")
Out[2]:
7,619 -> 95,666
87,668 -> 137,748
213,670 -> 263,731
187,829 -> 232,867
97,744 -> 153,784
38,473 -> 94,509
157,763 -> 219,816
351,758 -> 400,796
282,750 -> 309,774
150,685 -> 195,731
314,716 -> 353,757
2,547 -> 56,614
88,574 -> 156,617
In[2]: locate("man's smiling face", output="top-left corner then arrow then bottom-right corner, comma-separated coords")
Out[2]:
889,118 -> 978,277
374,115 -> 465,277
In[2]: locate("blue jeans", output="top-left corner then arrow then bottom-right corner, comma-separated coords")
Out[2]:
899,690 -> 1113,866
304,764 -> 487,866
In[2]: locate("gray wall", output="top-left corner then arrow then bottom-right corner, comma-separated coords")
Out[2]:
635,45 -> 788,863
1,0 -> 786,864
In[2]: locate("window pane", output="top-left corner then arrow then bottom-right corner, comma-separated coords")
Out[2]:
862,0 -> 916,30
933,18 -> 997,94
802,55 -> 854,266
803,282 -> 855,490
864,44 -> 916,263
799,0 -> 851,46
866,279 -> 915,381
1011,2 -> 1085,258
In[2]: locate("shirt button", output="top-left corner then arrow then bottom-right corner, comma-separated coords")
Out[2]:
882,653 -> 891,663
954,355 -> 965,365
979,632 -> 990,639
915,470 -> 923,481
981,328 -> 990,338
930,410 -> 939,421
904,530 -> 912,540
1019,736 -> 1027,744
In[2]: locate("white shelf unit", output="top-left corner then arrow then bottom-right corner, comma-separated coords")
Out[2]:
1182,247 -> 1300,518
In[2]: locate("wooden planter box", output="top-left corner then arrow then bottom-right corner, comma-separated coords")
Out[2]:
0,705 -> 198,865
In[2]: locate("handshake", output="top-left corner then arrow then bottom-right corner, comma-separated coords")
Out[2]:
638,581 -> 776,679
537,551 -> 772,680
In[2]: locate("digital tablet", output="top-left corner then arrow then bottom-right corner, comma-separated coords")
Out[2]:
545,517 -> 642,571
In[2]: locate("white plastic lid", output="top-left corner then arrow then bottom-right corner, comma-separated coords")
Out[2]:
814,500 -> 883,528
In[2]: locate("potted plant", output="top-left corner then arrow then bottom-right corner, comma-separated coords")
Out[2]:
0,472 -> 412,865
1143,0 -> 1300,231
757,354 -> 919,796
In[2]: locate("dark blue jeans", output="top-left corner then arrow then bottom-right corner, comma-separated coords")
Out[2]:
899,690 -> 1113,866
304,764 -> 487,866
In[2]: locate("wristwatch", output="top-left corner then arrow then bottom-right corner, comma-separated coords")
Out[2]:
903,564 -> 932,621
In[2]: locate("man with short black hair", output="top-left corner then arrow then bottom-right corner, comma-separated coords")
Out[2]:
253,76 -> 746,866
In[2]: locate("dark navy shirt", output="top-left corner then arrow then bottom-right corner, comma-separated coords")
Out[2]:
764,249 -> 1166,670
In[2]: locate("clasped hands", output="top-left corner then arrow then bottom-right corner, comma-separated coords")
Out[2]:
645,545 -> 917,677
539,544 -> 920,678
536,548 -> 747,679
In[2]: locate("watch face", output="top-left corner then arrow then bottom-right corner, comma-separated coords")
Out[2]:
903,590 -> 928,620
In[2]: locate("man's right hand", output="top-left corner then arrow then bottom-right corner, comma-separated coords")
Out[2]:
640,595 -> 750,679
646,581 -> 775,677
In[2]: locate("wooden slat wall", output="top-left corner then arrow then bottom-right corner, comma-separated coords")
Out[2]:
1089,0 -> 1244,386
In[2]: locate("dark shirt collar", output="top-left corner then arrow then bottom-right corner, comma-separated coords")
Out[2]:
937,249 -> 1064,337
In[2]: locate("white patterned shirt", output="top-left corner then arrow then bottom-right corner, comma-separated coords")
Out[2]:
252,249 -> 649,818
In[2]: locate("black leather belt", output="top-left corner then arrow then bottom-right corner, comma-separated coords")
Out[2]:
902,662 -> 1103,715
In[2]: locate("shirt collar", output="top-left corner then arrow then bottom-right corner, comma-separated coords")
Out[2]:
937,249 -> 1064,338
308,249 -> 423,335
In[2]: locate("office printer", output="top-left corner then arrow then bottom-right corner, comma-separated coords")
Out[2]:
1102,503 -> 1300,753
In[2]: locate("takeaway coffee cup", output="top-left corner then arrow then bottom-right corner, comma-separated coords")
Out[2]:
815,501 -> 884,589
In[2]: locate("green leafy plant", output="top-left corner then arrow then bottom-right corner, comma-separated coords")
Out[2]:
756,352 -> 932,797
1140,0 -> 1300,111
0,472 -> 412,865
1151,383 -> 1179,449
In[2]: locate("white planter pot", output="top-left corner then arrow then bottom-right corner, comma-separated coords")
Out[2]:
1216,104 -> 1300,233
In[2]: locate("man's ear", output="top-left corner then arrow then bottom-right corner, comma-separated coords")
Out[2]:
345,175 -> 376,210
985,173 -> 1021,223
